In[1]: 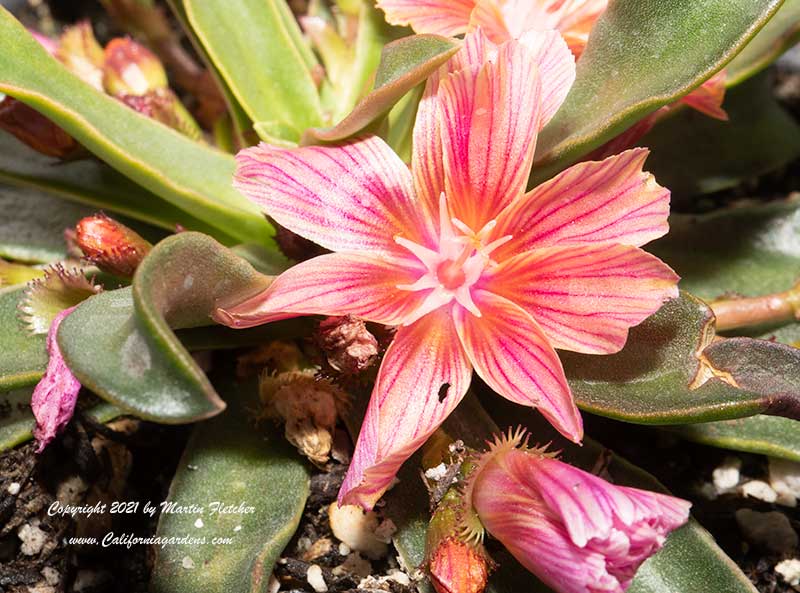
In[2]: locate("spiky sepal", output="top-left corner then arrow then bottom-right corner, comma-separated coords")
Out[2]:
18,264 -> 101,334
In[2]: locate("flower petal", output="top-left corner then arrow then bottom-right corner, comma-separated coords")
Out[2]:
483,243 -> 679,354
454,290 -> 582,442
411,30 -> 492,223
376,0 -> 474,36
494,148 -> 669,259
470,0 -> 607,58
32,307 -> 81,452
517,30 -> 576,127
234,136 -> 433,254
680,70 -> 728,121
339,308 -> 472,509
472,448 -> 690,593
522,454 -> 691,548
439,39 -> 542,230
214,252 -> 428,328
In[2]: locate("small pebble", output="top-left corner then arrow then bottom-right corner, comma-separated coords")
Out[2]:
770,458 -> 800,507
302,537 -> 333,561
736,508 -> 799,553
18,522 -> 47,556
712,456 -> 741,492
194,518 -> 204,529
338,542 -> 351,556
7,481 -> 20,495
332,552 -> 372,579
267,573 -> 280,593
776,558 -> 800,588
306,564 -> 328,593
234,525 -> 242,532
740,480 -> 778,503
328,503 -> 388,560
424,463 -> 448,481
385,569 -> 411,586
41,567 -> 60,586
182,556 -> 196,570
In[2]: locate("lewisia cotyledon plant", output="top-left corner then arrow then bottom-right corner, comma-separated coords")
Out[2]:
376,0 -> 728,121
214,29 -> 679,509
464,430 -> 691,593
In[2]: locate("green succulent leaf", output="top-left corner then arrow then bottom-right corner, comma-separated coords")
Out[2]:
326,0 -> 398,123
59,233 -> 274,423
670,416 -> 800,462
58,285 -> 311,422
164,0 -> 253,141
0,133 -> 240,245
0,179 -> 94,264
651,199 -> 800,300
563,292 -> 800,424
184,0 -> 322,141
0,387 -> 121,453
728,0 -> 800,85
642,72 -> 800,199
533,0 -> 786,183
150,379 -> 309,593
0,9 -> 274,247
0,287 -> 46,391
304,34 -> 459,143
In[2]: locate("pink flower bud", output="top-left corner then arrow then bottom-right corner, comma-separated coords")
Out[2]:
428,537 -> 489,593
468,432 -> 691,593
57,21 -> 106,90
75,213 -> 152,277
0,98 -> 81,158
102,37 -> 168,96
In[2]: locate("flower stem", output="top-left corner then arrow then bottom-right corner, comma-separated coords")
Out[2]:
710,282 -> 800,331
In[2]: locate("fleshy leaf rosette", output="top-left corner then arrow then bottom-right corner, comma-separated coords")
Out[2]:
467,431 -> 691,593
216,29 -> 678,509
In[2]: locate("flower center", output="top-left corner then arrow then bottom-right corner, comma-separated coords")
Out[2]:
392,194 -> 512,324
436,246 -> 471,290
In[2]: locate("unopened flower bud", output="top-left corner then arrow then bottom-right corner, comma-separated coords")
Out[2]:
57,21 -> 105,91
0,99 -> 81,158
0,29 -> 81,159
102,37 -> 168,96
115,89 -> 203,139
75,213 -> 152,277
426,483 -> 490,593
466,429 -> 692,593
316,315 -> 379,374
429,537 -> 489,593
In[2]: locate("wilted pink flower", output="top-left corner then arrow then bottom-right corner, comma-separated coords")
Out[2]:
377,0 -> 727,121
31,307 -> 82,452
216,30 -> 678,509
467,431 -> 691,593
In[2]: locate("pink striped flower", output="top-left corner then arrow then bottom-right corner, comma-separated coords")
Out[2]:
377,0 -> 606,55
466,431 -> 691,593
215,29 -> 678,509
376,0 -> 727,120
